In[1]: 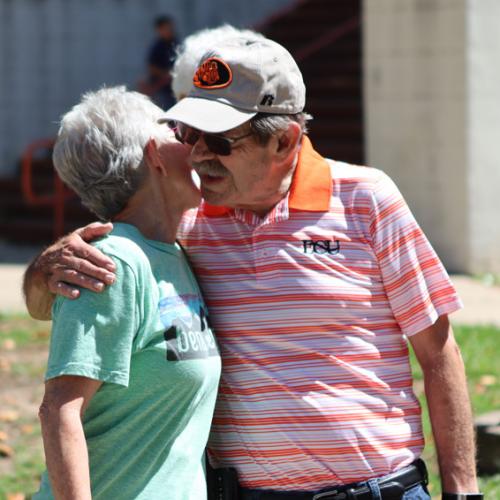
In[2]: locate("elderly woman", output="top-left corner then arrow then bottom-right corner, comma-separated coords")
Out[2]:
33,86 -> 221,499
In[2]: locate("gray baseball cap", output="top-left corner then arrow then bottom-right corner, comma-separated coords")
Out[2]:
160,36 -> 305,133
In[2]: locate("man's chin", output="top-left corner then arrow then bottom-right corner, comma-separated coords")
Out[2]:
200,186 -> 231,206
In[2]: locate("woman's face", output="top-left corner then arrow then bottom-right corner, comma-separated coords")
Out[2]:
156,136 -> 201,209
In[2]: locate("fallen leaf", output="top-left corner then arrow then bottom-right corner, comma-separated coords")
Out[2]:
475,383 -> 487,395
0,357 -> 11,373
479,375 -> 497,386
2,338 -> 16,351
0,410 -> 19,423
0,442 -> 14,457
0,430 -> 8,441
35,330 -> 50,340
6,493 -> 25,500
20,424 -> 34,435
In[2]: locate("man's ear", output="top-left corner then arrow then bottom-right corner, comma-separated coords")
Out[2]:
275,122 -> 302,161
144,138 -> 166,176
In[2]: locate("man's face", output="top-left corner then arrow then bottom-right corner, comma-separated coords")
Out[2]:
157,22 -> 174,41
187,122 -> 293,214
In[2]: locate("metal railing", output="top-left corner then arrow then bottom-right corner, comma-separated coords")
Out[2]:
294,16 -> 360,62
253,0 -> 308,31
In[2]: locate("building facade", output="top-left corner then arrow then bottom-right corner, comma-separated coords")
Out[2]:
1,0 -> 498,273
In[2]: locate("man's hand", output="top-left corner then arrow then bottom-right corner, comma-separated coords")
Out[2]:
23,222 -> 116,320
41,222 -> 116,297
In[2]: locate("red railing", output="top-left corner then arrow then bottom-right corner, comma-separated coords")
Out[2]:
21,138 -> 72,239
253,0 -> 308,31
294,16 -> 360,62
254,0 -> 360,63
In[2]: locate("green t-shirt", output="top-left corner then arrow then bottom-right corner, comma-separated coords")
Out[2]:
34,223 -> 221,500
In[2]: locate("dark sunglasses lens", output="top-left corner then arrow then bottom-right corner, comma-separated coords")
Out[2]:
173,123 -> 232,155
176,125 -> 200,146
204,135 -> 231,156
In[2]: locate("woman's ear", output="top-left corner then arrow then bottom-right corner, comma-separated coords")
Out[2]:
144,138 -> 166,176
275,122 -> 302,161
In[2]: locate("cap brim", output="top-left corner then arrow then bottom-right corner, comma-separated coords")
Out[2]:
159,97 -> 257,133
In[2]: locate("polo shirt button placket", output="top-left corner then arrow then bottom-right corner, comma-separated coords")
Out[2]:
252,225 -> 268,275
250,226 -> 259,273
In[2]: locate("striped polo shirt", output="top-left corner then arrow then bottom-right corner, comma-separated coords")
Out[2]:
177,136 -> 462,490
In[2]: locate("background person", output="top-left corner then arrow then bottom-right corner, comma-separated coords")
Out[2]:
138,15 -> 178,109
26,36 -> 481,500
32,86 -> 220,499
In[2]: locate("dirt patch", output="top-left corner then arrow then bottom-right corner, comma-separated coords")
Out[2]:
0,316 -> 49,496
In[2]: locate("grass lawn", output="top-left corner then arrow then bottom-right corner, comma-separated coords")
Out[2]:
0,314 -> 49,500
0,314 -> 499,499
410,324 -> 500,498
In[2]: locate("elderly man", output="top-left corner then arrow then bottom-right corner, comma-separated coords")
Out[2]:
25,36 -> 481,500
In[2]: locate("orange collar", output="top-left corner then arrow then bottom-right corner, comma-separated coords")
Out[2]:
202,136 -> 332,216
288,135 -> 332,211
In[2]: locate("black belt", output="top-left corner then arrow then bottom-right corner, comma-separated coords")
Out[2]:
240,459 -> 428,500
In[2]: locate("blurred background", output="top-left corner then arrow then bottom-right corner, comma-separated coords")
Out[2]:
0,0 -> 499,274
0,0 -> 499,498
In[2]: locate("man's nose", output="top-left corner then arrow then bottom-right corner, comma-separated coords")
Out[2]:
190,134 -> 216,162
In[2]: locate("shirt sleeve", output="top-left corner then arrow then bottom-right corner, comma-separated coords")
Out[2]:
148,41 -> 162,66
368,170 -> 463,337
46,256 -> 140,387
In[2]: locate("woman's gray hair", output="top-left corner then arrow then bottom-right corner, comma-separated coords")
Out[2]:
53,86 -> 165,220
250,112 -> 313,145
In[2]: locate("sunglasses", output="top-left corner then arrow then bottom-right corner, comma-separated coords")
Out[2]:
168,121 -> 252,156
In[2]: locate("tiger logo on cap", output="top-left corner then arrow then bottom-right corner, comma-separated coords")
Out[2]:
193,57 -> 232,89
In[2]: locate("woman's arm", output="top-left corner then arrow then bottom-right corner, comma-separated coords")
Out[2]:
39,375 -> 102,500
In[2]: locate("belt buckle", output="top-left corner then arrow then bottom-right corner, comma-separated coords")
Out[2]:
312,489 -> 348,500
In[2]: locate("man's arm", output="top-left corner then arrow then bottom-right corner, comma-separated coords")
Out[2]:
23,222 -> 116,320
409,314 -> 479,493
39,375 -> 102,500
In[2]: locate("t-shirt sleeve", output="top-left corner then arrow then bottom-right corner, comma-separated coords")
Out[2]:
368,171 -> 463,337
46,256 -> 140,387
